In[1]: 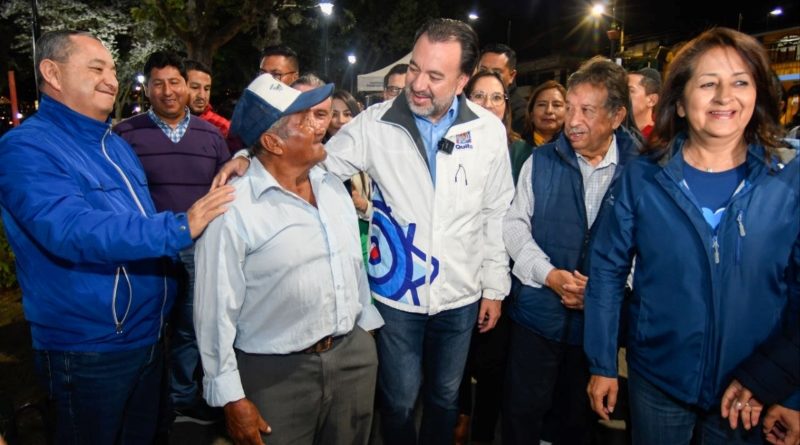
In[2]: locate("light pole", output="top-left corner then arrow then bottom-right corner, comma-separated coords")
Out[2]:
347,54 -> 357,94
591,3 -> 625,59
319,2 -> 333,79
135,74 -> 145,114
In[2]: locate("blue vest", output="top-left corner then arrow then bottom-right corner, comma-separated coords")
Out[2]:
509,128 -> 638,345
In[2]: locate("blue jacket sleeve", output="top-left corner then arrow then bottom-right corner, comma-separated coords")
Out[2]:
0,133 -> 192,264
584,163 -> 638,377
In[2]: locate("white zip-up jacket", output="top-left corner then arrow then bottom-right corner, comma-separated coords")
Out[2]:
324,93 -> 514,315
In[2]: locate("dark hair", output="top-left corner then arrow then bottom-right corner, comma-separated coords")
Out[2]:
646,27 -> 784,157
567,56 -> 629,114
633,67 -> 661,96
184,60 -> 212,76
413,18 -> 479,75
36,30 -> 99,88
524,80 -> 567,137
332,90 -> 360,117
144,51 -> 186,83
465,69 -> 520,144
481,43 -> 517,71
384,64 -> 409,89
260,44 -> 299,70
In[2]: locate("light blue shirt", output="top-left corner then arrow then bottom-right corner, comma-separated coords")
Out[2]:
148,107 -> 191,143
194,160 -> 383,407
413,97 -> 459,183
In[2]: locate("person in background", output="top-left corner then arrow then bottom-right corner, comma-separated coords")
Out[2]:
383,63 -> 408,101
258,45 -> 300,84
326,89 -> 372,263
478,43 -> 528,135
627,67 -> 661,139
511,80 -> 568,184
452,68 -> 519,445
585,27 -> 799,445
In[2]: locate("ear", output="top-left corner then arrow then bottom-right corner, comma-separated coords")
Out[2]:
508,68 -> 518,84
259,132 -> 284,156
39,59 -> 62,92
611,106 -> 627,130
676,100 -> 686,118
646,93 -> 659,108
455,72 -> 470,96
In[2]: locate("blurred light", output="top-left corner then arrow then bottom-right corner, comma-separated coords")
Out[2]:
134,85 -> 141,91
347,54 -> 357,64
133,106 -> 141,113
468,12 -> 479,21
15,112 -> 23,119
319,1 -> 333,15
591,4 -> 605,16
770,7 -> 783,16
136,74 -> 145,84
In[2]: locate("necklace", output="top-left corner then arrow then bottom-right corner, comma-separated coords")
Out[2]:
683,145 -> 745,173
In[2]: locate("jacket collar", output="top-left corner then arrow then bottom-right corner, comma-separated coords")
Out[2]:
36,94 -> 112,143
550,125 -> 640,171
660,132 -> 771,184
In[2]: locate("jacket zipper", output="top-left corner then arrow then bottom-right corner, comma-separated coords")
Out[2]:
735,210 -> 746,265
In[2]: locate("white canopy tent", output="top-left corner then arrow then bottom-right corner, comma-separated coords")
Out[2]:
356,52 -> 411,93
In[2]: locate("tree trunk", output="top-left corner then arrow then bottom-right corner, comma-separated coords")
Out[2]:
264,13 -> 281,47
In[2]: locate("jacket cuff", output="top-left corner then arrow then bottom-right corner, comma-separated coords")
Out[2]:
590,366 -> 618,378
169,213 -> 194,251
482,289 -> 507,301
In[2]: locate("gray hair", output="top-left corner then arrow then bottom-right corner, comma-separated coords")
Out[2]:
251,115 -> 291,157
291,73 -> 325,89
35,30 -> 99,88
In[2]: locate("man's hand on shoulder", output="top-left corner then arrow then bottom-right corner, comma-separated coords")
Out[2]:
212,156 -> 251,190
224,398 -> 270,445
188,185 -> 235,239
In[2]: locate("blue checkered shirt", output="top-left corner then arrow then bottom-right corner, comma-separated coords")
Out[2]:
148,108 -> 191,143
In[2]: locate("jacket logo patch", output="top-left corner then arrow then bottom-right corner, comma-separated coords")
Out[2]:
454,132 -> 473,150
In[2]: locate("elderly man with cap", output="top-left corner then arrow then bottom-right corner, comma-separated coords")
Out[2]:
193,74 -> 383,445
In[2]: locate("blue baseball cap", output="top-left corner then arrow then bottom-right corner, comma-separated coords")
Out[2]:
230,74 -> 334,147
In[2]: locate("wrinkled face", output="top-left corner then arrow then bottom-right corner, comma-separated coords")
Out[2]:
478,52 -> 516,87
405,35 -> 469,121
259,55 -> 299,84
677,46 -> 756,145
294,83 -> 332,144
187,69 -> 212,114
280,109 -> 327,166
47,35 -> 119,121
146,65 -> 187,124
329,98 -> 353,136
565,83 -> 624,156
468,75 -> 506,120
383,73 -> 406,101
531,87 -> 566,135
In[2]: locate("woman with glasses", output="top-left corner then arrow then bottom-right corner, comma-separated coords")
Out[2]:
506,81 -> 568,185
453,69 -> 519,445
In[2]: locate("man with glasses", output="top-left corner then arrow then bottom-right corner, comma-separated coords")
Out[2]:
382,63 -> 408,101
258,44 -> 300,84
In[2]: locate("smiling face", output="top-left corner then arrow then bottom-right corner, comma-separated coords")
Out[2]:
329,98 -> 353,136
677,46 -> 756,146
565,82 -> 625,157
42,35 -> 119,121
146,65 -> 188,125
531,87 -> 566,136
405,35 -> 469,122
187,69 -> 211,114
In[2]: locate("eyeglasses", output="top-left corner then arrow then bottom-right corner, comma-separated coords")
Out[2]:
259,69 -> 298,81
384,86 -> 402,97
469,91 -> 507,106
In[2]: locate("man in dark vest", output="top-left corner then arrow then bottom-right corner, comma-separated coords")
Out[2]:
114,51 -> 231,427
501,56 -> 639,444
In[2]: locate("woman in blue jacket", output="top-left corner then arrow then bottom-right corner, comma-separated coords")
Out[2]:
584,27 -> 800,445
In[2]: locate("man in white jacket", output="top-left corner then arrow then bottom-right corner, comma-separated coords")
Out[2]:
214,18 -> 514,445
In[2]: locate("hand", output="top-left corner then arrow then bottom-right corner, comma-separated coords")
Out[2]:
477,298 -> 502,333
721,379 -> 764,430
187,185 -> 235,239
763,404 -> 800,445
546,269 -> 588,310
587,375 -> 618,420
211,156 -> 251,190
224,398 -> 271,445
351,187 -> 369,214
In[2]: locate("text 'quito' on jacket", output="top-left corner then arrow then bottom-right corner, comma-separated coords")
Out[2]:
323,93 -> 515,315
0,95 -> 193,353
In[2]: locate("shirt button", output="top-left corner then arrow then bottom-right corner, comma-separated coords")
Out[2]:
179,225 -> 187,231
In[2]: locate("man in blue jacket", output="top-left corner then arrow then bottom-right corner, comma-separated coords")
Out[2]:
0,30 -> 233,444
502,56 -> 639,444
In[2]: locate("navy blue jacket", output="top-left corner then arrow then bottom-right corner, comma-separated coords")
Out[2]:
510,127 -> 639,345
585,134 -> 800,410
0,96 -> 192,352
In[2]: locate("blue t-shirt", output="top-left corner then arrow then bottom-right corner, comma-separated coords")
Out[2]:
683,162 -> 747,230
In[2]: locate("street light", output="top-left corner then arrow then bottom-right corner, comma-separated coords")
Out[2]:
319,2 -> 333,78
590,3 -> 625,58
136,73 -> 145,84
347,54 -> 357,94
770,7 -> 783,16
319,1 -> 333,16
591,4 -> 605,17
468,12 -> 479,21
347,54 -> 357,65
